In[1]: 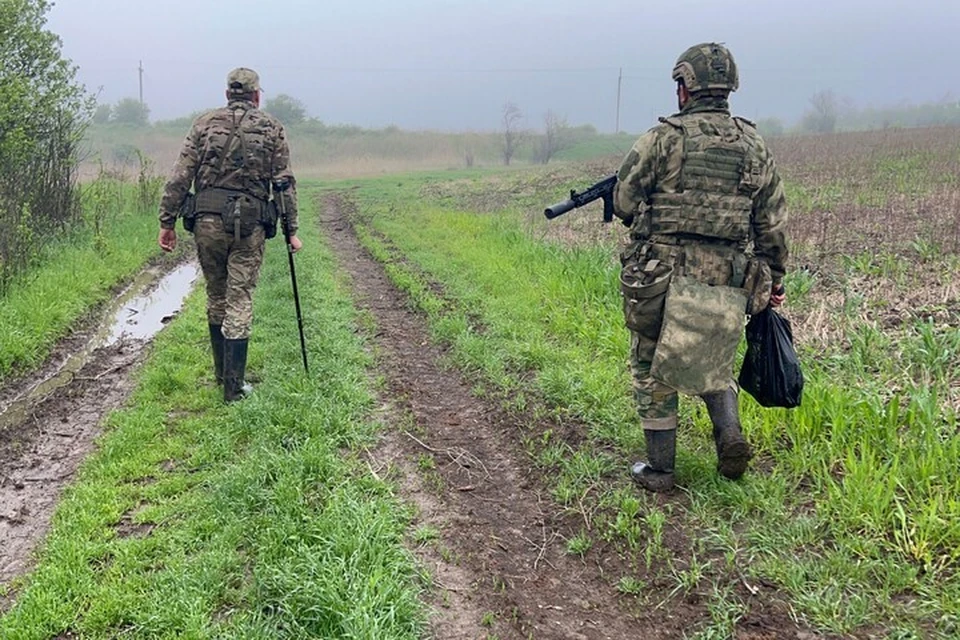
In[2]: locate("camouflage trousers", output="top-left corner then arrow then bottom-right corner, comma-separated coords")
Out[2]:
195,214 -> 265,340
629,329 -> 679,431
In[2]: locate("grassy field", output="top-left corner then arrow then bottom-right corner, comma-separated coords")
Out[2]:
83,121 -> 636,181
0,188 -> 426,638
336,126 -> 960,637
0,183 -> 165,384
4,125 -> 959,638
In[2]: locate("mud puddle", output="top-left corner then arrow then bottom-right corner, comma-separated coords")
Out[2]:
0,260 -> 198,597
0,263 -> 197,433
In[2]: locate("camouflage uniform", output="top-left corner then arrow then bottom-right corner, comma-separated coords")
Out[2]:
614,43 -> 789,490
158,68 -> 298,401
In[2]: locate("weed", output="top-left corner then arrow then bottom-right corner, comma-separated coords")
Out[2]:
566,532 -> 593,558
617,576 -> 646,596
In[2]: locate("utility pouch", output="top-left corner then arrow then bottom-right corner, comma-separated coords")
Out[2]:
180,192 -> 197,233
196,189 -> 263,240
742,258 -> 773,316
650,276 -> 747,395
262,200 -> 279,239
620,259 -> 673,342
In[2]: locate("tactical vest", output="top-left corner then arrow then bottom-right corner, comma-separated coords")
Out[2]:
647,115 -> 761,244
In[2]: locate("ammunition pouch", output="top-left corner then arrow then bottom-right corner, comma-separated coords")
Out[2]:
195,188 -> 270,240
180,192 -> 198,233
620,260 -> 673,341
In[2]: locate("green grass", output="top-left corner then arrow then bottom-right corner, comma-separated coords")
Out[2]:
0,209 -> 163,384
341,175 -> 960,637
0,190 -> 425,639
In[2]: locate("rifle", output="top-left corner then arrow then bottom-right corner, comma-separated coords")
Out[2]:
274,180 -> 309,374
544,174 -> 627,225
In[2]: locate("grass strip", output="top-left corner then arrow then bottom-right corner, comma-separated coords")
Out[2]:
0,211 -> 163,383
0,192 -> 425,639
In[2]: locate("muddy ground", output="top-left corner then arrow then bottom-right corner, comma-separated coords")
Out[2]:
0,259 -> 197,606
321,192 -> 816,640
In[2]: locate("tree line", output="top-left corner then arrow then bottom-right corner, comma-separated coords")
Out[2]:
0,0 -> 89,291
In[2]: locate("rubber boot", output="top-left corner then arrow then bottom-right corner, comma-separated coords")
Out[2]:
223,338 -> 253,403
702,389 -> 752,480
631,429 -> 677,493
209,324 -> 225,385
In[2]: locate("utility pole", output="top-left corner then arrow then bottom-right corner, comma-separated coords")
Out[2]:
615,67 -> 623,134
138,60 -> 144,106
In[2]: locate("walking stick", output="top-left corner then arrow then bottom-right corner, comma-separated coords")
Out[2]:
274,180 -> 309,374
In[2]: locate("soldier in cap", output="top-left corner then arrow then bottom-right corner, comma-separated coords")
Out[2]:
614,43 -> 789,492
158,67 -> 302,402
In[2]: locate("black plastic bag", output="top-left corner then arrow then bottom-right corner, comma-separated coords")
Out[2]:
738,307 -> 804,408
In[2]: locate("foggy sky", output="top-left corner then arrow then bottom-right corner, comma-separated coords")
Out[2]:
48,0 -> 955,133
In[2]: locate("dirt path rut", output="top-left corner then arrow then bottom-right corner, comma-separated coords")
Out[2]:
322,193 -> 644,640
0,260 -> 197,603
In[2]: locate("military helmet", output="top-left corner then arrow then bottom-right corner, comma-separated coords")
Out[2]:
671,43 -> 739,94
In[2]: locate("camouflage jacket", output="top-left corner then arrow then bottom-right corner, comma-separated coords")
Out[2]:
158,99 -> 298,233
614,97 -> 788,283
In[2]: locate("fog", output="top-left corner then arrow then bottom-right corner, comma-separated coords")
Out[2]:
49,0 -> 955,132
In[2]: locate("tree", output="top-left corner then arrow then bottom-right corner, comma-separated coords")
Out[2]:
92,103 -> 112,124
113,97 -> 149,126
500,101 -> 524,166
800,90 -> 838,134
0,0 -> 90,289
265,94 -> 307,126
533,110 -> 570,165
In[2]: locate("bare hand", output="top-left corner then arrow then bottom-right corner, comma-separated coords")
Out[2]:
159,228 -> 177,253
769,284 -> 786,308
289,235 -> 303,253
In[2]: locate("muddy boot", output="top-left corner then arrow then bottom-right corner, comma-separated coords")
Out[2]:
209,324 -> 225,385
223,338 -> 253,403
702,389 -> 752,480
631,429 -> 676,493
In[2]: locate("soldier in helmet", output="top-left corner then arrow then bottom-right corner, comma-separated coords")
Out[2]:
614,43 -> 789,492
157,67 -> 302,403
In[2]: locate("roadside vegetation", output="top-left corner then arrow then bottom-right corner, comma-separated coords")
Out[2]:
0,0 -> 91,290
0,1 -> 168,384
0,168 -> 166,384
0,193 -> 426,638
336,125 -> 960,637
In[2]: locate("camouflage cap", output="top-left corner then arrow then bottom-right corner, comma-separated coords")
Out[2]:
226,67 -> 261,95
671,43 -> 739,94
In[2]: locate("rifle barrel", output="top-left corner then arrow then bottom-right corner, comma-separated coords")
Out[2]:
544,199 -> 576,219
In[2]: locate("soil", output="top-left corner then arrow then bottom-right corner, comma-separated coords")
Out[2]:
321,192 -> 818,640
0,258 -> 196,608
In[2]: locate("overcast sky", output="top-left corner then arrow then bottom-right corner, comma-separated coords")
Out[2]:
48,0 -> 955,133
